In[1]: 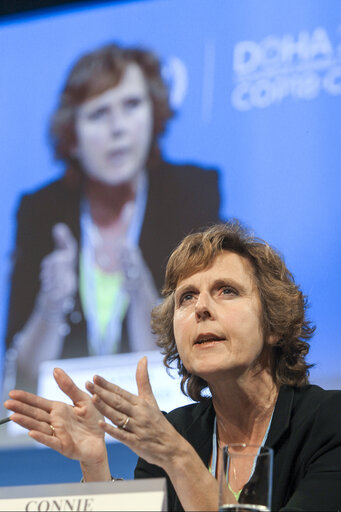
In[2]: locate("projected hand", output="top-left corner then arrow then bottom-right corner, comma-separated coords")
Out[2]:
86,357 -> 185,472
38,223 -> 77,313
4,369 -> 110,477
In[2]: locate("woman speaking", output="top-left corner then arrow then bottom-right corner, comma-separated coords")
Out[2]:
4,221 -> 341,511
4,43 -> 220,394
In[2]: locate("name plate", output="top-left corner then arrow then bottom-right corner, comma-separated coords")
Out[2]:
0,478 -> 167,511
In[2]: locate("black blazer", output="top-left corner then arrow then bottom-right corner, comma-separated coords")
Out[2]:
5,161 -> 220,359
135,385 -> 341,511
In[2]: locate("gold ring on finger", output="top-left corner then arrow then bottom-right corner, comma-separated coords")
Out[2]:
120,417 -> 130,430
50,424 -> 56,437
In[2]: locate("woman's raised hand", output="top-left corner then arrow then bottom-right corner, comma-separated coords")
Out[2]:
86,356 -> 185,472
38,223 -> 78,312
4,368 -> 110,477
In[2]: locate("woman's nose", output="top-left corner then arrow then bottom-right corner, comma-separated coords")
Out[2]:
108,110 -> 127,136
195,293 -> 213,321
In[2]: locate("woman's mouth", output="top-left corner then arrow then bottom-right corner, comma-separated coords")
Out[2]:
194,333 -> 226,345
107,147 -> 130,163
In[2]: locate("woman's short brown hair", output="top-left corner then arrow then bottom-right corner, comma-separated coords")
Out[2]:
151,221 -> 315,402
50,43 -> 174,173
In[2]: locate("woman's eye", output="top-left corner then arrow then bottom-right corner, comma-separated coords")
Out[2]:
221,286 -> 238,296
87,107 -> 108,121
179,293 -> 194,305
125,97 -> 143,110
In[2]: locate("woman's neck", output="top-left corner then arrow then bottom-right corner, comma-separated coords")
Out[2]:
84,175 -> 138,227
210,370 -> 278,446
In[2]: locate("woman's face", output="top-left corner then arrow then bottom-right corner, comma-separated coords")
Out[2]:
73,63 -> 153,185
173,251 -> 274,384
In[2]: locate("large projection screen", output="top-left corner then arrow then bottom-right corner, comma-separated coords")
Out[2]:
0,0 -> 340,453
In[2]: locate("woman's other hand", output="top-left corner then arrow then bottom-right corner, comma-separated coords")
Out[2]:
4,368 -> 111,481
86,357 -> 222,510
86,357 -> 185,472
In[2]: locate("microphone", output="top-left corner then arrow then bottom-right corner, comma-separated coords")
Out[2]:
0,417 -> 11,425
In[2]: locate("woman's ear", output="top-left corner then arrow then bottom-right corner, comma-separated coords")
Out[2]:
267,333 -> 279,346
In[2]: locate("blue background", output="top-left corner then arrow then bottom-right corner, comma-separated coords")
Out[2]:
0,0 -> 340,484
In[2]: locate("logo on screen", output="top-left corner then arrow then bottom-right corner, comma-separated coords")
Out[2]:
231,26 -> 341,111
162,57 -> 188,109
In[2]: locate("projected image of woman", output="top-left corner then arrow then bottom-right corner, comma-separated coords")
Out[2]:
4,43 -> 220,392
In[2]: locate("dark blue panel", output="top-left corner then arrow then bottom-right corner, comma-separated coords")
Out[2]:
0,442 -> 138,486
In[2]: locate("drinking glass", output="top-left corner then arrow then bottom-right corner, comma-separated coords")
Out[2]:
218,444 -> 273,512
